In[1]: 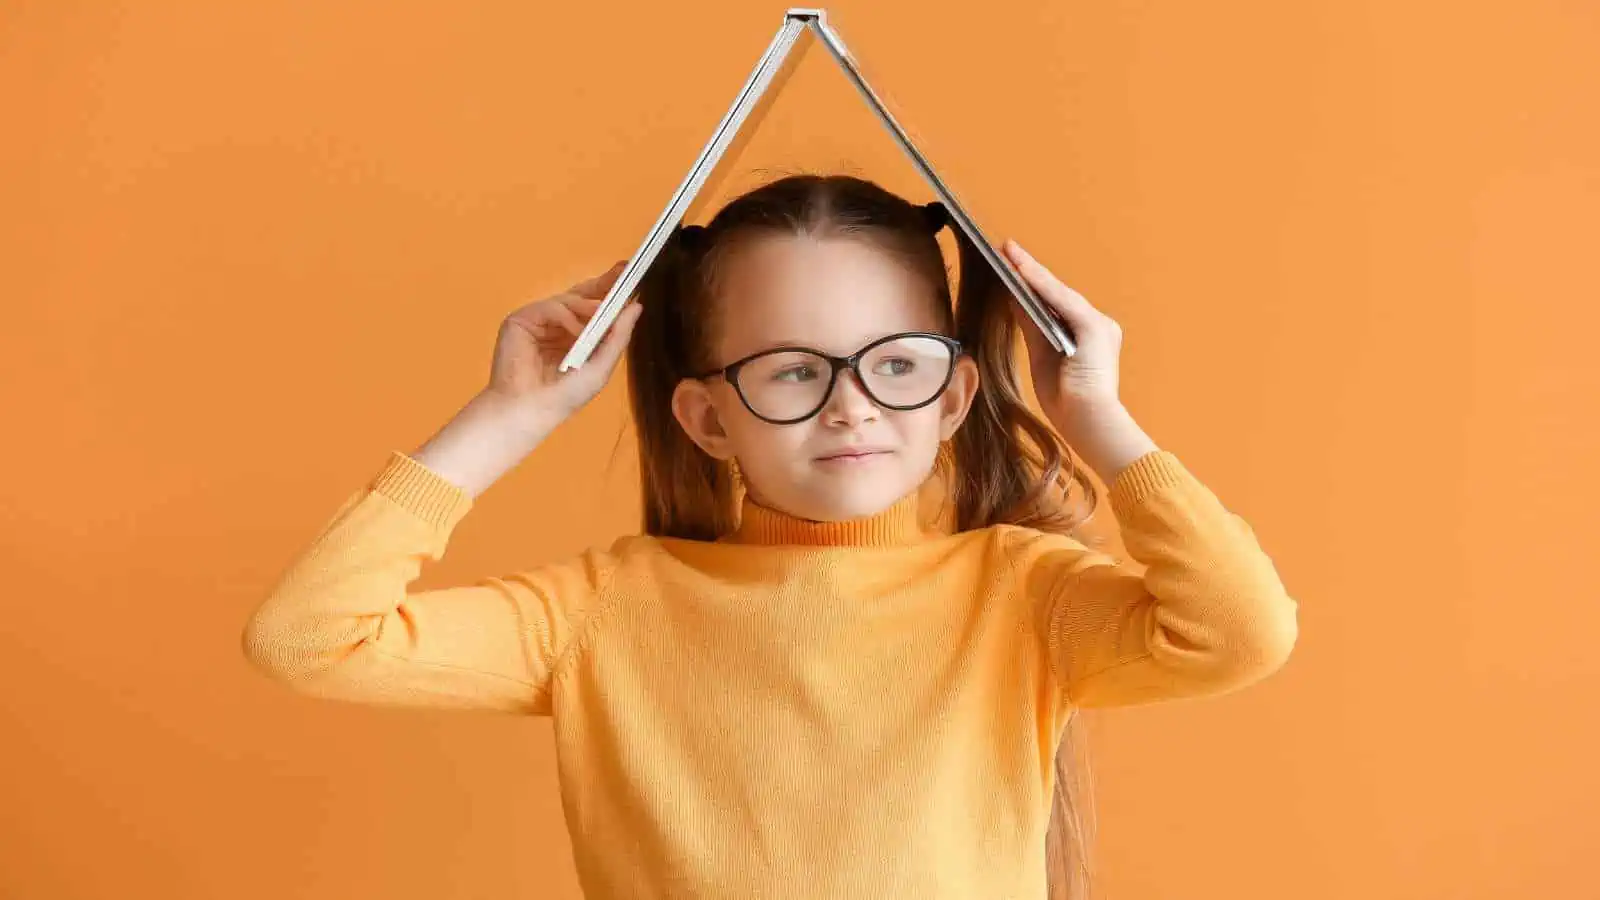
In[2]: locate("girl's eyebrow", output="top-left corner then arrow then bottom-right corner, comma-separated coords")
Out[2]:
731,337 -> 820,358
744,332 -> 914,357
755,338 -> 816,352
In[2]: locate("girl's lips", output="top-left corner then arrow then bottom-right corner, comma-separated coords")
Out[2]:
816,449 -> 891,463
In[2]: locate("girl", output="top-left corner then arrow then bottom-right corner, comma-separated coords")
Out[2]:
244,174 -> 1298,899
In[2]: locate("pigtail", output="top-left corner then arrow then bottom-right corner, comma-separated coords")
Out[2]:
947,226 -> 1100,536
626,224 -> 739,541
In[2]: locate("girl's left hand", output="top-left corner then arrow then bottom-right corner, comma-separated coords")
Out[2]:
1002,240 -> 1161,479
1003,240 -> 1124,421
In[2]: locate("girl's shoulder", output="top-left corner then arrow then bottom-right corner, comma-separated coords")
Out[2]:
979,521 -> 1121,570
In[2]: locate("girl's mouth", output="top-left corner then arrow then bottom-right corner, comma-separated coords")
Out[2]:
816,448 -> 891,464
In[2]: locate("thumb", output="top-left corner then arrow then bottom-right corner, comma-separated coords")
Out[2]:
586,302 -> 643,376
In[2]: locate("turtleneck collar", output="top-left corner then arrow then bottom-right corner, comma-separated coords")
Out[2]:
726,480 -> 953,548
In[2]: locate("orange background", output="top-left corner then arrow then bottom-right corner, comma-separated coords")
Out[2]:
3,2 -> 1596,898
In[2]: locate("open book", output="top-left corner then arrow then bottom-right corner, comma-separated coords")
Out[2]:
559,7 -> 1077,372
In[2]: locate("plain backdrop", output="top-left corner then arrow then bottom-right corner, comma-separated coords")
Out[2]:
3,2 -> 1596,898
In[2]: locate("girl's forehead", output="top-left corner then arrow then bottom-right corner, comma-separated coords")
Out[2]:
713,234 -> 943,356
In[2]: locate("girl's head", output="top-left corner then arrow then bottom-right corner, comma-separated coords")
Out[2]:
656,192 -> 977,524
628,173 -> 1099,543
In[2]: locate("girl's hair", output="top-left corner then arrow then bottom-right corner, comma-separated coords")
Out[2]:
625,173 -> 1101,898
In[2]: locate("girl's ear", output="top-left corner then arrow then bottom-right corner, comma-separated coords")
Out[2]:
671,379 -> 736,460
937,355 -> 980,440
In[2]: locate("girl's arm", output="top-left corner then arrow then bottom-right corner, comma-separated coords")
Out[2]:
999,240 -> 1297,707
242,263 -> 639,712
241,393 -> 609,714
1024,448 -> 1299,709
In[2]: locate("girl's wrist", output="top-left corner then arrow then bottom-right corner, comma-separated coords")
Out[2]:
471,388 -> 568,446
412,391 -> 566,498
1055,401 -> 1159,482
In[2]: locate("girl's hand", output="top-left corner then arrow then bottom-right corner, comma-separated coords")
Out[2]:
413,261 -> 641,498
1004,240 -> 1123,416
487,260 -> 642,418
1004,240 -> 1158,478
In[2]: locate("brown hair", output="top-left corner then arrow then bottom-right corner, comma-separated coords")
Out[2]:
625,173 -> 1101,898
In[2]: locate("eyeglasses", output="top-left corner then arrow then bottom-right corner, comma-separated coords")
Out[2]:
690,331 -> 963,425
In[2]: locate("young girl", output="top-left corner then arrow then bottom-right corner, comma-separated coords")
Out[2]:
244,174 -> 1297,899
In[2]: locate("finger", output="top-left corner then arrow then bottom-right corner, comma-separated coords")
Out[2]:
544,301 -> 585,337
565,259 -> 623,294
569,259 -> 628,299
560,295 -> 605,317
1004,241 -> 1105,331
510,299 -> 584,337
587,302 -> 643,374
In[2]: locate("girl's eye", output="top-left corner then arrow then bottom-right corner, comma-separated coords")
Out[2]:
872,357 -> 916,377
772,365 -> 819,383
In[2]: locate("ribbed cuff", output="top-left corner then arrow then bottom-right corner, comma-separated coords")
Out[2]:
1105,449 -> 1188,520
370,451 -> 474,533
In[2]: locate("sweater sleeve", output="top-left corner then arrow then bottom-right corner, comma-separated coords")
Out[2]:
241,451 -> 611,715
1021,450 -> 1299,709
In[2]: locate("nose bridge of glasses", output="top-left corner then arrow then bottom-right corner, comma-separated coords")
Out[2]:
824,352 -> 876,409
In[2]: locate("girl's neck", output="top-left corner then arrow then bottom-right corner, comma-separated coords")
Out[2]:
725,481 -> 952,548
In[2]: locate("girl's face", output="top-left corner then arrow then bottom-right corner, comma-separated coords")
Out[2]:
672,234 -> 979,523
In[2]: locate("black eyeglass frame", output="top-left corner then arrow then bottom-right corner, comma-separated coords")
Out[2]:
688,331 -> 965,425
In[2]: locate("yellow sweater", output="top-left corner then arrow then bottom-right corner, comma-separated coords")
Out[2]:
243,448 -> 1297,899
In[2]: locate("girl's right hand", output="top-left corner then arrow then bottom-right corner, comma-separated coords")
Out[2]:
485,260 -> 643,418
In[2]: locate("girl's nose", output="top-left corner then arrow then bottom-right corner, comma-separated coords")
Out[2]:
822,370 -> 880,426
